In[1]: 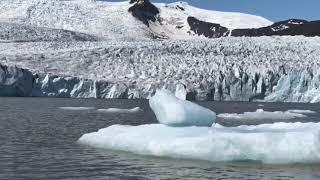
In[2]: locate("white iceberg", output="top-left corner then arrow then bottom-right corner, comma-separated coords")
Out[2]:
217,109 -> 307,120
78,90 -> 320,164
287,109 -> 317,114
97,107 -> 142,113
59,107 -> 95,111
149,90 -> 216,127
78,122 -> 320,164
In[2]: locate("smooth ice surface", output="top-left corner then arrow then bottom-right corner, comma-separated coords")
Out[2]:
97,107 -> 142,113
59,107 -> 95,111
217,109 -> 307,120
78,122 -> 320,164
149,90 -> 216,127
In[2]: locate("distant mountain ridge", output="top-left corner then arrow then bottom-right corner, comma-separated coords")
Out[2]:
0,0 -> 275,41
128,0 -> 320,39
0,0 -> 319,41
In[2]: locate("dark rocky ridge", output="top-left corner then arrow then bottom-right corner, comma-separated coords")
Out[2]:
187,17 -> 320,38
128,0 -> 160,26
187,17 -> 229,38
127,0 -> 320,38
232,19 -> 320,37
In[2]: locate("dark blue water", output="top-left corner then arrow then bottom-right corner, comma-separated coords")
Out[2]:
1,97 -> 320,180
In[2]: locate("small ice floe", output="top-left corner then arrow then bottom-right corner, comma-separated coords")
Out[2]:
149,90 -> 216,127
59,107 -> 95,110
218,109 -> 308,120
78,90 -> 320,164
78,122 -> 320,164
97,107 -> 143,113
258,104 -> 265,107
287,109 -> 317,114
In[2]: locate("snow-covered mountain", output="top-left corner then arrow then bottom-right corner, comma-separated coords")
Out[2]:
138,0 -> 272,39
1,0 -> 320,40
0,0 -> 144,40
1,0 -> 320,103
0,0 -> 273,40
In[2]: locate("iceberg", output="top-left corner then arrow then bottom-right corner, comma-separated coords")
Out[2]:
59,107 -> 95,111
149,90 -> 216,127
78,90 -> 320,164
217,109 -> 307,121
97,107 -> 142,113
287,109 -> 317,114
78,122 -> 320,164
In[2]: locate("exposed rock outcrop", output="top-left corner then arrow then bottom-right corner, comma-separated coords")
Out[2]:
187,17 -> 229,38
187,17 -> 320,38
128,0 -> 160,26
232,19 -> 320,37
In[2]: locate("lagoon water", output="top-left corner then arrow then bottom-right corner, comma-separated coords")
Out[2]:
1,97 -> 320,180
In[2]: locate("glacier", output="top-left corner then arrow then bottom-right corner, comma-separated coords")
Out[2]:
149,90 -> 216,127
0,64 -> 129,98
0,22 -> 97,42
0,0 -> 319,103
1,36 -> 320,103
78,122 -> 320,164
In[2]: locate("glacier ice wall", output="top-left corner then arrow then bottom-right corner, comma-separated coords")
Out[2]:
0,64 -> 34,96
264,69 -> 320,103
0,64 -> 128,98
1,36 -> 320,102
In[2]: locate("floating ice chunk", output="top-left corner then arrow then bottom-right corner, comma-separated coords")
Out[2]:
287,109 -> 317,114
78,122 -> 320,164
149,90 -> 216,127
217,109 -> 307,120
59,107 -> 95,110
175,84 -> 187,100
97,107 -> 142,113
